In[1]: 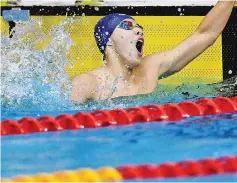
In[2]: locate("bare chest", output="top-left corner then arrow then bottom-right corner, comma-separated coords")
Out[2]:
93,75 -> 157,100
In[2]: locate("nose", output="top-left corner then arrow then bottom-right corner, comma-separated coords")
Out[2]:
134,28 -> 143,36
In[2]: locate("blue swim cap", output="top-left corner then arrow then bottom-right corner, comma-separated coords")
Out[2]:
94,13 -> 134,55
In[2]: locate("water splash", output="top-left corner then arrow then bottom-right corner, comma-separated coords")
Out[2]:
1,18 -> 73,111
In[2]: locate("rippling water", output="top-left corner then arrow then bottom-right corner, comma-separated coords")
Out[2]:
2,112 -> 237,180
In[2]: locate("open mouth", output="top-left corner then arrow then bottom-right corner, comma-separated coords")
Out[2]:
136,39 -> 144,55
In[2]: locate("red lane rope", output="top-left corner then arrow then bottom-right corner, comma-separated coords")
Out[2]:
1,96 -> 237,136
116,156 -> 237,180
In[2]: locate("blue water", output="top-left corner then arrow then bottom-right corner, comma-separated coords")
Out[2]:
1,78 -> 237,181
2,111 -> 237,181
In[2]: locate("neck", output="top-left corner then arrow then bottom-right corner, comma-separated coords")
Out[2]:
104,50 -> 135,82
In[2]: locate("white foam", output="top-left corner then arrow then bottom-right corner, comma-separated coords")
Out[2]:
1,18 -> 74,110
15,0 -> 76,6
103,0 -> 219,6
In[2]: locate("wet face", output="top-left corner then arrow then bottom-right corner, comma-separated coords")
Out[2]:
109,19 -> 144,69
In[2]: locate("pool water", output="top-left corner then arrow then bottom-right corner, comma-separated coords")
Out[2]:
2,111 -> 237,181
1,69 -> 237,182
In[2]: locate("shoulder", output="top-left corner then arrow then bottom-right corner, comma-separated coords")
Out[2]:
71,71 -> 96,85
137,53 -> 164,74
142,52 -> 165,67
70,70 -> 99,103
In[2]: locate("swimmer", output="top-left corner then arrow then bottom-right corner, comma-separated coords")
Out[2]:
70,0 -> 236,103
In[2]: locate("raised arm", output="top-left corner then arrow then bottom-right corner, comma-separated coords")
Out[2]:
145,0 -> 236,79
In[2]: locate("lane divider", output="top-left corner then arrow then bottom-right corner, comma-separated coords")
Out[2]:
1,96 -> 236,136
2,156 -> 237,182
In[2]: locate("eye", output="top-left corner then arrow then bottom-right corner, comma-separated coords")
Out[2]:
127,21 -> 133,27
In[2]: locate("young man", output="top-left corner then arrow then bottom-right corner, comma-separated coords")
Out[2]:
70,0 -> 236,103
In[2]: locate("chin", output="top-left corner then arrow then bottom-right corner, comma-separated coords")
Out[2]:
124,53 -> 142,68
134,55 -> 143,64
128,59 -> 142,69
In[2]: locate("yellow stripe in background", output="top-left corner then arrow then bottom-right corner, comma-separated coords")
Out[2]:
0,0 -> 8,6
76,0 -> 103,6
0,16 -> 9,35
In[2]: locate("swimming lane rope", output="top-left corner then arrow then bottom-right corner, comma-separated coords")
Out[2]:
2,156 -> 237,182
1,96 -> 237,136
